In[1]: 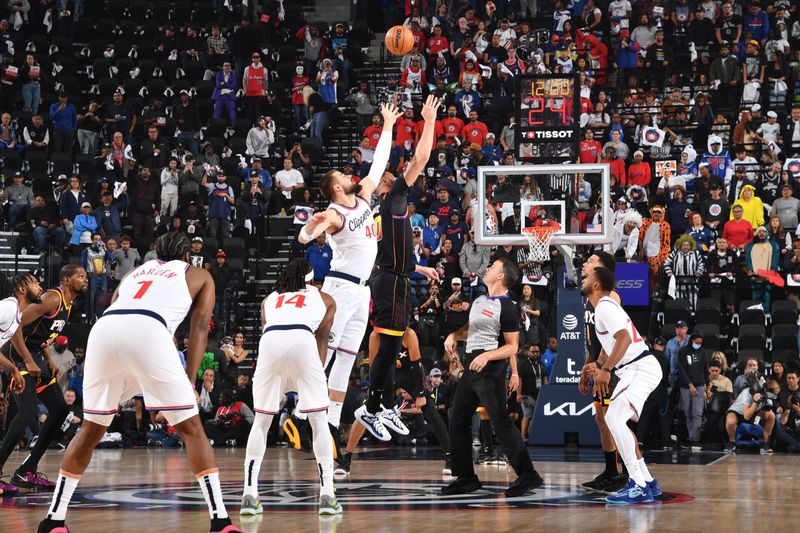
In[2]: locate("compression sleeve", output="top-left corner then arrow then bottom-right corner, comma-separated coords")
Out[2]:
364,126 -> 393,187
409,359 -> 426,398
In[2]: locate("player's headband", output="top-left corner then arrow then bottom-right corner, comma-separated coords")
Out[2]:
305,270 -> 314,282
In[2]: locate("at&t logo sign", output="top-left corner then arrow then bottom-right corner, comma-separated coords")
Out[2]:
560,314 -> 580,340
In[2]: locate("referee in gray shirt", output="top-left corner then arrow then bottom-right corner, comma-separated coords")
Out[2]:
441,256 -> 543,497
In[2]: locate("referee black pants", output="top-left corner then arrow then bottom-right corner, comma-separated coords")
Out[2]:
449,355 -> 534,479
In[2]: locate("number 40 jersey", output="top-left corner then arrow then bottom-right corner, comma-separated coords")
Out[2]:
261,286 -> 326,334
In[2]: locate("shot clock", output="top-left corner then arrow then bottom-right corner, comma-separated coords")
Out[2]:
515,74 -> 581,163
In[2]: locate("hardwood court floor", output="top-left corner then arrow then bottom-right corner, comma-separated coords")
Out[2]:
2,446 -> 797,532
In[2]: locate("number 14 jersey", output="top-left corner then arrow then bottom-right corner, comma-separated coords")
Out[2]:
262,286 -> 326,333
105,259 -> 193,335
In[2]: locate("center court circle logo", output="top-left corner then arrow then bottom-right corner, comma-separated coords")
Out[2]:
0,480 -> 692,511
562,314 -> 578,330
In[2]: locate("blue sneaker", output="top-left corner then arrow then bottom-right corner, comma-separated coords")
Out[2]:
610,478 -> 635,496
605,482 -> 654,504
647,478 -> 663,497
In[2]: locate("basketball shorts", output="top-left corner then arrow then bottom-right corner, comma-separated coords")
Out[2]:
83,313 -> 199,427
253,327 -> 329,415
369,269 -> 410,337
593,371 -> 620,408
321,276 -> 370,391
609,353 -> 663,421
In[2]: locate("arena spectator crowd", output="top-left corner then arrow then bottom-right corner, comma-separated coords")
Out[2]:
0,0 -> 800,454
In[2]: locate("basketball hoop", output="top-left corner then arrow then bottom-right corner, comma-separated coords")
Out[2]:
522,223 -> 560,262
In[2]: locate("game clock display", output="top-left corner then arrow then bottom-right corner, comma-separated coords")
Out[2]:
515,74 -> 580,162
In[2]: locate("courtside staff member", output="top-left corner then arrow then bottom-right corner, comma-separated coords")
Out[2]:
442,257 -> 543,497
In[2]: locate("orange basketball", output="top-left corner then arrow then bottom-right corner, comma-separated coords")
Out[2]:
384,25 -> 415,56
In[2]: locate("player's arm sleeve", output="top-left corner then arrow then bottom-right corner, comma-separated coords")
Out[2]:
364,124 -> 393,188
387,177 -> 411,216
499,298 -> 521,333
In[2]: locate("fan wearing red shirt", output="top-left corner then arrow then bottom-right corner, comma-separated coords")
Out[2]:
395,107 -> 417,147
415,118 -> 443,148
425,25 -> 449,62
363,114 -> 383,149
441,104 -> 464,145
461,110 -> 489,146
627,150 -> 652,187
579,129 -> 602,163
721,204 -> 754,251
601,146 -> 626,186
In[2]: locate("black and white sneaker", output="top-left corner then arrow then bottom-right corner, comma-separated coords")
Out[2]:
334,452 -> 352,476
378,405 -> 409,435
355,405 -> 391,441
443,454 -> 452,476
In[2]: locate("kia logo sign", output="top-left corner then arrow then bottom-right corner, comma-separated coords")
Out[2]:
562,314 -> 578,330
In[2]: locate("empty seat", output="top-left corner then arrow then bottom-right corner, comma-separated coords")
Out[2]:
739,300 -> 766,326
772,349 -> 799,363
49,153 -> 74,176
738,349 -> 764,363
771,300 -> 799,326
664,298 -> 692,327
204,118 -> 228,139
695,324 -> 720,351
660,323 -> 677,341
25,151 -> 49,173
736,324 -> 766,352
695,298 -> 722,326
770,324 -> 798,352
223,237 -> 246,260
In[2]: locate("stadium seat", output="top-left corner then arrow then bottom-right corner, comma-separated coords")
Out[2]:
663,299 -> 691,327
738,300 -> 766,326
695,324 -> 720,351
771,300 -> 799,326
223,237 -> 246,260
50,153 -> 74,177
25,151 -> 49,173
695,298 -> 722,326
738,349 -> 764,364
228,137 -> 247,157
772,349 -> 799,364
660,323 -> 676,340
205,118 -> 228,139
1,150 -> 23,173
770,325 -> 798,352
735,324 -> 766,353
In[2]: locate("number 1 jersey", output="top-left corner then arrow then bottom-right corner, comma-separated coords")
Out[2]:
106,259 -> 193,335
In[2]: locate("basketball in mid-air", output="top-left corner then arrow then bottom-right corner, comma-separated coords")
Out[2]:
384,25 -> 415,56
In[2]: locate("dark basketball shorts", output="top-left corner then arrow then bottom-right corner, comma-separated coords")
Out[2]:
593,371 -> 620,408
370,269 -> 410,337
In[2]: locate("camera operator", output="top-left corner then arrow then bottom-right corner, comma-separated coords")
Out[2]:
417,281 -> 442,348
733,356 -> 760,398
724,370 -> 776,454
441,277 -> 470,344
775,370 -> 800,452
678,331 -> 708,450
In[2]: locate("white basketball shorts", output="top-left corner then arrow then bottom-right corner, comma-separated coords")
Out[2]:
610,354 -> 663,421
320,277 -> 370,390
253,328 -> 329,415
83,313 -> 198,427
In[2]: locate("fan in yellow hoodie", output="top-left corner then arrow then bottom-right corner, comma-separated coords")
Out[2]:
730,184 -> 764,229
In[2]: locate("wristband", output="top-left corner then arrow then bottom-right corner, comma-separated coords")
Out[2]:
299,225 -> 313,242
511,374 -> 519,377
600,367 -> 611,374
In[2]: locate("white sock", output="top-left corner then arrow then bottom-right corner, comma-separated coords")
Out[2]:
46,470 -> 81,521
624,459 -> 645,487
309,412 -> 335,497
243,458 -> 263,498
243,413 -> 272,498
196,469 -> 228,519
638,458 -> 654,482
327,401 -> 343,428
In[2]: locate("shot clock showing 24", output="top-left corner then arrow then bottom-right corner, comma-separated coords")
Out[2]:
515,74 -> 581,163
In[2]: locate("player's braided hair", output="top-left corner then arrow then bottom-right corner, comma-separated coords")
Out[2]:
276,259 -> 312,294
7,273 -> 34,297
155,232 -> 191,262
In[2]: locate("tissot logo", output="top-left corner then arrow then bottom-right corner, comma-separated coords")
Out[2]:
530,129 -> 574,140
543,402 -> 596,417
562,314 -> 578,330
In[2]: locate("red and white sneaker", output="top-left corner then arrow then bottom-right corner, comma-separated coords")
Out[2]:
36,518 -> 70,532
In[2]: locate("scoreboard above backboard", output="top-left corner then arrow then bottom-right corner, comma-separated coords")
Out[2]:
515,74 -> 580,163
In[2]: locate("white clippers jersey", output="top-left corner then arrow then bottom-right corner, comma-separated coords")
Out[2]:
327,196 -> 378,281
0,296 -> 21,348
594,295 -> 649,368
262,286 -> 326,333
106,259 -> 193,335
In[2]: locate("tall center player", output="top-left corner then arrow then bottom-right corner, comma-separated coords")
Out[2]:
38,233 -> 243,533
298,102 -> 405,449
354,94 -> 441,440
581,266 -> 662,504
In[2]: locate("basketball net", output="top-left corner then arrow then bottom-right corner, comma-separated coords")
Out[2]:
522,222 -> 560,262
